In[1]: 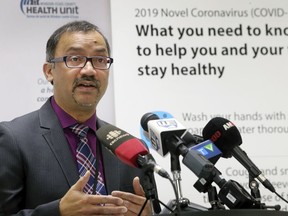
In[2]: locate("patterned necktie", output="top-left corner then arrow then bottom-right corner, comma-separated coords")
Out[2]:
70,124 -> 106,195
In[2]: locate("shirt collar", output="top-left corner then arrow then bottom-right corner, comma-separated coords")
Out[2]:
51,97 -> 97,133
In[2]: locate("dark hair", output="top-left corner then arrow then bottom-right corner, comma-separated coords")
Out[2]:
45,20 -> 111,61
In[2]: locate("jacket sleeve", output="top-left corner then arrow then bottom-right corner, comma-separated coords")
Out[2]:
0,123 -> 61,216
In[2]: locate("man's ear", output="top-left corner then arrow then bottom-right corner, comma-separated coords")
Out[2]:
43,62 -> 54,85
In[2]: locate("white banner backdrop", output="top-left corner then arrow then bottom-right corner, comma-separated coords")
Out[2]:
0,0 -> 114,123
111,0 -> 288,211
2,0 -> 288,212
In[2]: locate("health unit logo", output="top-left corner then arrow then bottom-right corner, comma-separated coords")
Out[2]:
20,0 -> 79,18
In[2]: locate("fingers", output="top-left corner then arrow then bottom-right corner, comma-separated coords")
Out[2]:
60,171 -> 128,216
87,194 -> 124,206
132,176 -> 145,196
111,190 -> 150,216
72,171 -> 126,206
111,177 -> 152,215
111,176 -> 146,204
71,170 -> 91,192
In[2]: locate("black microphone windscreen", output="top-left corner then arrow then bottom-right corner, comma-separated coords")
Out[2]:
202,117 -> 242,158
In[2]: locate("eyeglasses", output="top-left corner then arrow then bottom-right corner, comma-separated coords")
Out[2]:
49,55 -> 113,70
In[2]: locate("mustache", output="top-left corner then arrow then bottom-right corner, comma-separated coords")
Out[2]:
73,76 -> 100,89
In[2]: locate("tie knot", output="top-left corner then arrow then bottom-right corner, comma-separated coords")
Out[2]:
70,124 -> 89,139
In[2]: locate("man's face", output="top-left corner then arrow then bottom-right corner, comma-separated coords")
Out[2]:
44,31 -> 110,114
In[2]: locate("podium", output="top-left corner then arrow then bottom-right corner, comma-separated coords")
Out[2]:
157,210 -> 288,216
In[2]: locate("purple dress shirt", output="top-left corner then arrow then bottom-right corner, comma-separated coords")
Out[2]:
50,97 -> 106,194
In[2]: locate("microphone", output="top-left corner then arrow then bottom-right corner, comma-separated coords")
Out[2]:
141,113 -> 220,189
202,117 -> 276,193
162,133 -> 258,209
96,124 -> 170,179
141,113 -> 260,209
141,112 -> 221,163
96,124 -> 168,214
141,113 -> 211,211
141,113 -> 187,157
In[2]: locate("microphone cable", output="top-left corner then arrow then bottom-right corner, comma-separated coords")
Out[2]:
275,191 -> 288,205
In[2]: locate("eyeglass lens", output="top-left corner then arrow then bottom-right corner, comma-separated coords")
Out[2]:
66,56 -> 111,69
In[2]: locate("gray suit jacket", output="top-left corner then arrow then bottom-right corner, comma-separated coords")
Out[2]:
0,99 -> 146,216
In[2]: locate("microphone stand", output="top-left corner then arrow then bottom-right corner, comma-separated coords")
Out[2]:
207,186 -> 225,210
171,153 -> 190,208
249,175 -> 281,211
137,157 -> 165,215
139,166 -> 162,215
162,152 -> 208,214
249,174 -> 261,203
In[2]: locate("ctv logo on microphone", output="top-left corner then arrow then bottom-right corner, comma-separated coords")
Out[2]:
195,143 -> 215,156
190,140 -> 222,164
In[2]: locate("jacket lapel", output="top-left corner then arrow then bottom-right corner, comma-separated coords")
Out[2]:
39,100 -> 79,187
